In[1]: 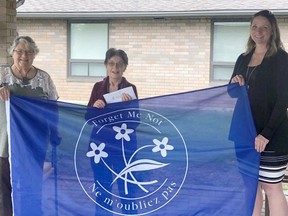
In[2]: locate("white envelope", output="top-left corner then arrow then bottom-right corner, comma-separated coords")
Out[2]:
103,86 -> 137,104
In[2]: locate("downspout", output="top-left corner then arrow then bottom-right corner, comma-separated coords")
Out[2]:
16,0 -> 25,8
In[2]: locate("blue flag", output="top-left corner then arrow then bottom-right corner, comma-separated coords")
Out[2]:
7,84 -> 259,216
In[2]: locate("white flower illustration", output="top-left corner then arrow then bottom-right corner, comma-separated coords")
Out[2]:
113,123 -> 134,141
86,123 -> 173,195
152,137 -> 174,157
86,142 -> 108,164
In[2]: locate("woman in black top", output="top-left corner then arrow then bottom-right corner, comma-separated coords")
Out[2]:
230,10 -> 288,216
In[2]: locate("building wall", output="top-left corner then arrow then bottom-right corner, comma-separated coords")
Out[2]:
279,18 -> 288,49
16,17 -> 288,103
109,18 -> 211,99
16,17 -> 211,103
0,0 -> 17,65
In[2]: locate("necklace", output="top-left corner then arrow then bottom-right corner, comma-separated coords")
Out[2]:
245,66 -> 257,88
12,65 -> 34,85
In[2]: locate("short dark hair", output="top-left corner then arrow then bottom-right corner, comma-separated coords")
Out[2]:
104,48 -> 128,65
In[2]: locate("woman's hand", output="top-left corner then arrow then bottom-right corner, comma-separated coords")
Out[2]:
0,87 -> 10,101
231,75 -> 245,86
93,99 -> 106,109
121,93 -> 132,101
255,134 -> 269,152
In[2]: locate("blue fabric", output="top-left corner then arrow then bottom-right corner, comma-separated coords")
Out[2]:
8,84 -> 259,216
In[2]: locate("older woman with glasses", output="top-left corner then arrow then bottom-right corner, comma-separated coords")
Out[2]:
87,48 -> 138,108
0,36 -> 59,216
0,35 -> 58,98
87,48 -> 138,215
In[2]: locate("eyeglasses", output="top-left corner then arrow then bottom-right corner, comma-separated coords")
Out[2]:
13,49 -> 34,56
107,61 -> 125,69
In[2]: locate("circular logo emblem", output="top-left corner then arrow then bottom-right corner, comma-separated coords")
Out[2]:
75,108 -> 188,215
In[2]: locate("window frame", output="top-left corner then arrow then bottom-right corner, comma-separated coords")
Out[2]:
210,18 -> 250,83
67,20 -> 109,81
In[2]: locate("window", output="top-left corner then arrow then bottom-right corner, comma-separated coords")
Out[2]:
69,22 -> 108,78
212,22 -> 250,81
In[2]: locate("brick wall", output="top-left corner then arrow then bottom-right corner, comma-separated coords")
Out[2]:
0,0 -> 17,65
109,18 -> 211,99
16,17 -> 212,103
16,17 -> 288,103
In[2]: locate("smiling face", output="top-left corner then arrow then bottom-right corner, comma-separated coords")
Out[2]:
250,15 -> 272,47
106,55 -> 127,81
12,42 -> 35,70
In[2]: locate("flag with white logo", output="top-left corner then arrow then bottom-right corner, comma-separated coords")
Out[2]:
7,84 -> 259,216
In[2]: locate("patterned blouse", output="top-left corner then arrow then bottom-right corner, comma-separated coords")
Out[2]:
0,66 -> 58,100
0,65 -> 59,157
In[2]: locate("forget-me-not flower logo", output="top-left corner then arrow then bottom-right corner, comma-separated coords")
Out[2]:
152,137 -> 174,157
86,123 -> 174,195
86,142 -> 108,164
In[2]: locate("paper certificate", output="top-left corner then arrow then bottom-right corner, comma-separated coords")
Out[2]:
103,86 -> 137,104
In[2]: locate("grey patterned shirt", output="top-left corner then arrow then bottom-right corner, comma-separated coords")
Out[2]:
0,66 -> 59,157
